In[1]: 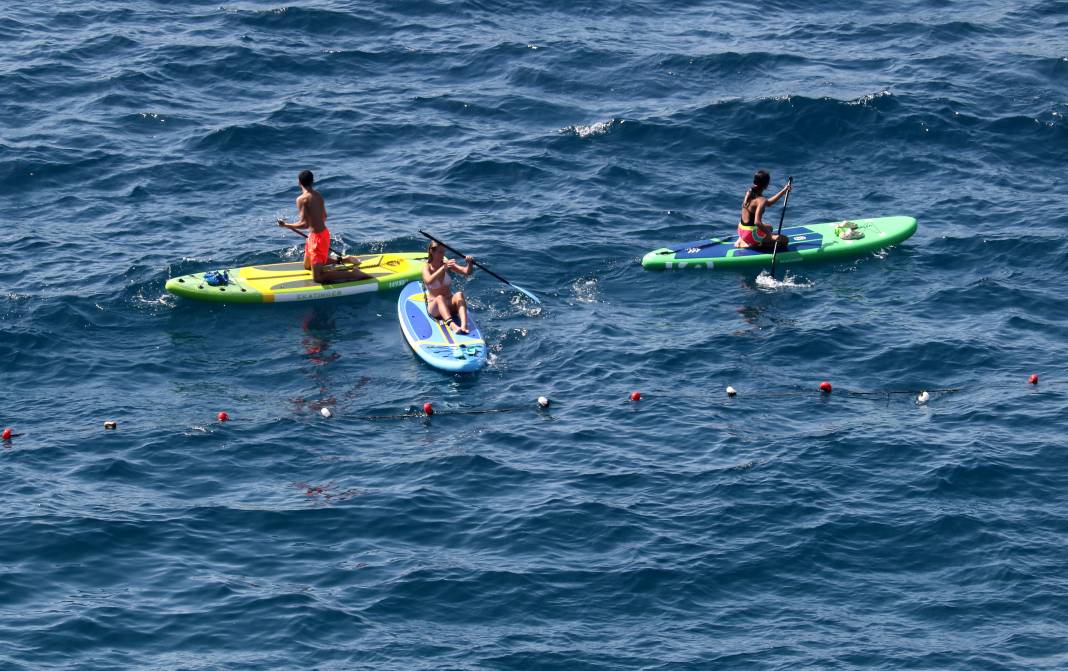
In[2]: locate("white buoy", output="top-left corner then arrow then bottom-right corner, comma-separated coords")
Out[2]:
537,396 -> 551,408
320,407 -> 332,418
917,390 -> 930,405
103,420 -> 117,430
726,386 -> 737,397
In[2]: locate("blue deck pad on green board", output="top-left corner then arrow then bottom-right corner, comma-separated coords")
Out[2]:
642,217 -> 917,270
670,226 -> 825,260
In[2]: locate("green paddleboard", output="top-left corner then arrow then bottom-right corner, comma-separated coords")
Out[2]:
641,216 -> 917,270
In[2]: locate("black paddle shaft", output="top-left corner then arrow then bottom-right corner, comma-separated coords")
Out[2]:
418,230 -> 511,285
418,230 -> 541,303
768,176 -> 794,279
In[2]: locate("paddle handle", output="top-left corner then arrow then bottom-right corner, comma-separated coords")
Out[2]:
774,176 -> 793,237
769,176 -> 793,279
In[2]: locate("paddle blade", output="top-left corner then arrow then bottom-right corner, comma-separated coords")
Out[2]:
509,282 -> 541,304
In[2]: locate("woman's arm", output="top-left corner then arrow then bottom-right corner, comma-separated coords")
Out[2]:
448,256 -> 476,276
765,183 -> 792,206
422,262 -> 447,284
753,201 -> 768,228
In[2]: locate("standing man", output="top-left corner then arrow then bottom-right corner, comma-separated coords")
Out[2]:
277,170 -> 369,284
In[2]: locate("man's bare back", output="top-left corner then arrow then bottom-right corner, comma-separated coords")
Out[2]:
296,188 -> 327,233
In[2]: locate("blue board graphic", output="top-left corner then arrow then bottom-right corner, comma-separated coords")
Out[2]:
668,226 -> 825,260
397,281 -> 487,373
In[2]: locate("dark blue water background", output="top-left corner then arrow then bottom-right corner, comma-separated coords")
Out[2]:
2,1 -> 1068,668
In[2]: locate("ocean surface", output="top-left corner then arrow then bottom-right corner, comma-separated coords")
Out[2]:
2,1 -> 1068,668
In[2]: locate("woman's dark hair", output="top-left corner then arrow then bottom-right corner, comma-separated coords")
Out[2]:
743,170 -> 771,208
298,170 -> 314,188
428,240 -> 442,256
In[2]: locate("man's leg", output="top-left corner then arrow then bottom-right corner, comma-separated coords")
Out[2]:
313,263 -> 372,284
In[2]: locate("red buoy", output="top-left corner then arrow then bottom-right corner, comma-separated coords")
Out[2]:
1029,373 -> 1039,385
217,411 -> 230,422
423,402 -> 434,416
630,391 -> 642,401
1,428 -> 11,441
819,381 -> 833,393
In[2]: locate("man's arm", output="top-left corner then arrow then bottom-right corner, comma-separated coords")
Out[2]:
278,196 -> 310,229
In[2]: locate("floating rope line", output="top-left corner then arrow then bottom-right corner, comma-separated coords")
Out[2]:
357,413 -> 424,421
756,390 -> 835,399
733,379 -> 1055,400
845,388 -> 962,396
1,376 -> 1060,444
358,406 -> 526,421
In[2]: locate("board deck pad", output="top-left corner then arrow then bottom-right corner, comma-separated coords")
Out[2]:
641,216 -> 917,270
165,253 -> 427,303
669,226 -> 826,259
397,281 -> 487,373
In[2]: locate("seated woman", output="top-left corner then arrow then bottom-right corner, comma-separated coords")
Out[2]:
735,170 -> 792,251
423,241 -> 475,334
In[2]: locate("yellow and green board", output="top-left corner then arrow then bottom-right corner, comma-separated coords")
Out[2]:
165,253 -> 427,303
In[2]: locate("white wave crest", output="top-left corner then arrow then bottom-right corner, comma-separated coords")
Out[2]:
561,120 -> 615,138
754,270 -> 813,290
847,90 -> 892,106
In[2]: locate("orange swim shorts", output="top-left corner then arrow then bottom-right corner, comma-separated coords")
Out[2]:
305,228 -> 332,266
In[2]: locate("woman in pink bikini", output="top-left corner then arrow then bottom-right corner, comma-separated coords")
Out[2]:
735,170 -> 792,251
422,241 -> 475,334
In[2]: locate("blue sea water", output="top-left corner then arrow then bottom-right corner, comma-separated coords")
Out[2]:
2,1 -> 1068,668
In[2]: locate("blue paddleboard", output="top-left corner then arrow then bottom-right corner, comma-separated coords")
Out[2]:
397,281 -> 487,373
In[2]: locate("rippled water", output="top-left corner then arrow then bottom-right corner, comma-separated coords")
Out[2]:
3,1 -> 1068,668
